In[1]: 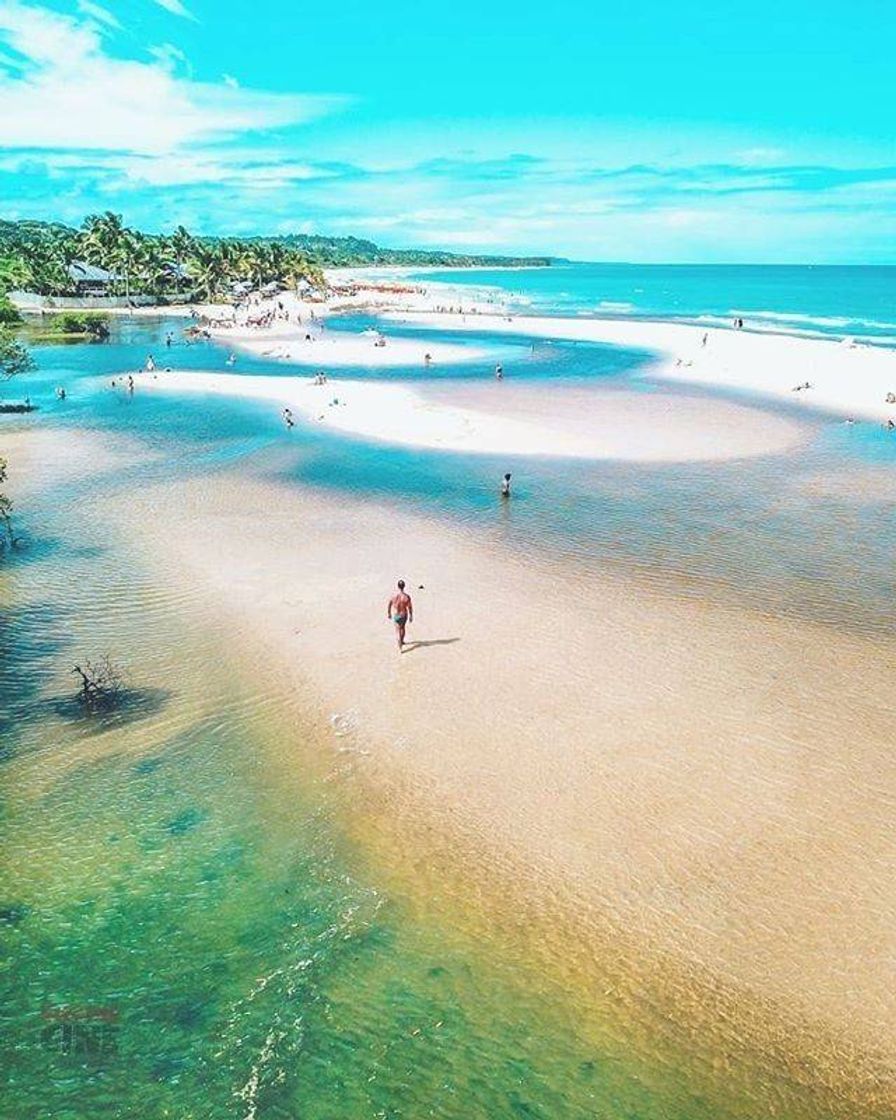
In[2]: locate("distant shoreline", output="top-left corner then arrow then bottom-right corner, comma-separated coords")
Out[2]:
11,275 -> 896,426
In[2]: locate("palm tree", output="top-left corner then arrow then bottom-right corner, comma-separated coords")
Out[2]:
170,225 -> 195,269
20,236 -> 70,295
80,212 -> 126,264
114,231 -> 142,303
191,243 -> 229,302
0,252 -> 32,293
266,242 -> 288,285
126,232 -> 158,299
79,212 -> 135,300
168,225 -> 196,295
284,248 -> 324,294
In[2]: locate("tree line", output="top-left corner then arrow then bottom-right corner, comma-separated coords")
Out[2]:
0,215 -> 551,303
0,214 -> 326,303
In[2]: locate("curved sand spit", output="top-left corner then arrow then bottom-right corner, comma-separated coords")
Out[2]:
135,369 -> 807,464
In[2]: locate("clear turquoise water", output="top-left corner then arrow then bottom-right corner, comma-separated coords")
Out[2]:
21,313 -> 896,632
3,295 -> 896,1118
412,263 -> 896,344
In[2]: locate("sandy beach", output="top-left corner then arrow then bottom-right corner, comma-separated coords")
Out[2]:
190,287 -> 491,368
29,274 -> 896,430
133,367 -> 809,463
381,309 -> 896,423
190,282 -> 896,426
7,312 -> 896,1116
102,454 -> 896,1111
216,324 -> 488,368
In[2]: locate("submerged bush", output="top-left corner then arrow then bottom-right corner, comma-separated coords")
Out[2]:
52,312 -> 110,340
72,656 -> 125,713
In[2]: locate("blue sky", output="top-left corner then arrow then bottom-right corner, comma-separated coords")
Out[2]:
1,0 -> 895,262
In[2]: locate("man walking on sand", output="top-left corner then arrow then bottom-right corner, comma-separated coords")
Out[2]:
387,579 -> 413,650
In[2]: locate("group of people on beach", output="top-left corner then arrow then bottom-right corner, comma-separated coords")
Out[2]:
245,309 -> 279,329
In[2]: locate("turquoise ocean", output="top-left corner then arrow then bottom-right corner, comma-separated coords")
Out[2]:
412,262 -> 896,344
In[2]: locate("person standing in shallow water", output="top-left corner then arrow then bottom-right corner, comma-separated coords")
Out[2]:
387,579 -> 413,650
501,472 -> 512,497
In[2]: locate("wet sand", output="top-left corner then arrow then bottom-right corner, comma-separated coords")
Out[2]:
104,455 -> 896,1110
222,325 -> 487,368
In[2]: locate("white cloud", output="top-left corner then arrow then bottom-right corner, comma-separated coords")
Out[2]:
118,152 -> 335,188
0,3 -> 343,155
76,1 -> 122,30
147,41 -> 190,74
0,145 -> 341,191
2,1 -> 97,65
152,0 -> 198,22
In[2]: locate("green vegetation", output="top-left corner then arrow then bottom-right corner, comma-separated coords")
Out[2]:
0,326 -> 36,420
0,293 -> 22,326
241,232 -> 552,269
0,214 -> 550,305
34,311 -> 110,341
0,213 -> 325,303
0,330 -> 34,382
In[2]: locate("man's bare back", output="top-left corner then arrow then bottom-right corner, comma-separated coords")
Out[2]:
387,580 -> 413,649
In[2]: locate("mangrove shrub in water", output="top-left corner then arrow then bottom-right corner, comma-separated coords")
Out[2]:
0,329 -> 34,382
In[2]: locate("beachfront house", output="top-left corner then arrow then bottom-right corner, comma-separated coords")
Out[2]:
67,260 -> 119,296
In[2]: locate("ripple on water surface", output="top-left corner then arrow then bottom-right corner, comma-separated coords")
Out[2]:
3,320 -> 896,1119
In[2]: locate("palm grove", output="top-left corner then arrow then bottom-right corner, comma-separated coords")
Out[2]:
0,214 -> 551,305
0,213 -> 327,303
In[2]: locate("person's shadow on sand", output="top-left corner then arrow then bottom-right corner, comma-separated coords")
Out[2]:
401,638 -> 461,654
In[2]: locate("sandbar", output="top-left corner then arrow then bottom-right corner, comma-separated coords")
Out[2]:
381,310 -> 896,423
133,368 -> 808,463
109,459 -> 896,1108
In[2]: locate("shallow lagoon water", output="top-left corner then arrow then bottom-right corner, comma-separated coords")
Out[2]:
3,312 -> 896,1118
0,442 -> 814,1120
23,312 -> 896,634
